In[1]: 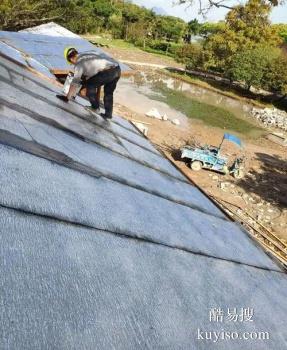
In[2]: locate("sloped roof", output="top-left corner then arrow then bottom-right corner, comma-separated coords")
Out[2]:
0,40 -> 55,78
20,22 -> 81,38
0,54 -> 287,349
0,30 -> 131,75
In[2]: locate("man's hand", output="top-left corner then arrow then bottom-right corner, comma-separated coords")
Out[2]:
56,94 -> 69,102
67,83 -> 79,100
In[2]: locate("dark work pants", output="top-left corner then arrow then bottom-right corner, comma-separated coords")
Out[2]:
86,66 -> 121,118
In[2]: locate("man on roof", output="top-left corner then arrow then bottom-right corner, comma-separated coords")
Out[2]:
58,47 -> 121,120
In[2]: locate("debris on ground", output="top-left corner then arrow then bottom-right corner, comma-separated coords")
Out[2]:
145,108 -> 181,126
145,108 -> 163,120
172,118 -> 180,126
267,132 -> 287,147
251,107 -> 287,131
131,121 -> 149,136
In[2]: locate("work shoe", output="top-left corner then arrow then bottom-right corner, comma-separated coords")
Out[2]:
85,106 -> 101,114
100,113 -> 112,120
56,94 -> 69,102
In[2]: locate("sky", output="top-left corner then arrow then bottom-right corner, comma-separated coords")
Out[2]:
132,0 -> 287,23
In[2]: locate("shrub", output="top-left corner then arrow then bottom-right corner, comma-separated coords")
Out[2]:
226,46 -> 281,90
262,54 -> 287,95
175,43 -> 203,69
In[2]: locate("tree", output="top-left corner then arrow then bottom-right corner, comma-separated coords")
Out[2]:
273,23 -> 287,43
126,9 -> 156,48
184,19 -> 202,43
262,54 -> 287,95
176,0 -> 281,16
187,19 -> 201,35
226,46 -> 280,90
0,0 -> 72,31
92,0 -> 115,30
199,21 -> 225,37
203,0 -> 282,71
121,2 -> 143,40
154,16 -> 186,42
184,21 -> 225,42
226,46 -> 287,94
176,43 -> 203,69
108,11 -> 123,38
63,0 -> 102,34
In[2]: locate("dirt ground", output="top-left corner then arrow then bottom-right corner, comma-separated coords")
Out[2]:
115,103 -> 287,241
111,47 -> 287,242
104,46 -> 183,69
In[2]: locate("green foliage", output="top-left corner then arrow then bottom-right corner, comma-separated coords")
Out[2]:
149,41 -> 171,52
273,23 -> 287,42
177,0 -> 281,10
124,6 -> 155,44
109,11 -> 123,38
143,47 -> 174,58
0,0 -> 78,31
204,0 -> 282,71
226,46 -> 280,89
175,43 -> 203,69
64,1 -> 96,34
0,0 -> 187,60
226,46 -> 287,95
187,19 -> 201,36
147,41 -> 181,55
92,0 -> 115,20
262,54 -> 287,94
0,0 -> 185,44
121,2 -> 146,39
198,22 -> 225,38
154,16 -> 186,42
185,20 -> 225,39
175,0 -> 287,95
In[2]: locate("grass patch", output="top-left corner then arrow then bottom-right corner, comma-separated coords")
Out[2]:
82,36 -> 178,62
82,36 -> 139,50
148,85 -> 265,138
142,47 -> 175,58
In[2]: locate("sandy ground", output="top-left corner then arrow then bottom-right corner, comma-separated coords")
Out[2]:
110,47 -> 287,242
115,103 -> 287,241
105,47 -> 183,69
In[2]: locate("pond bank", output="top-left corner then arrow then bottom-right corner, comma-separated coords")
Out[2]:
116,70 -> 265,138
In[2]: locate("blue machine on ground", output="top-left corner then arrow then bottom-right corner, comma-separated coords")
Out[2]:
181,133 -> 245,179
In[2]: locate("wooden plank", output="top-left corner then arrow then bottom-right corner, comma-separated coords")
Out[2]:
50,68 -> 70,76
267,133 -> 287,147
50,68 -> 135,77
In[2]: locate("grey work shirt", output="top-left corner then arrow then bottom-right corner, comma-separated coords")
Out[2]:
72,52 -> 119,84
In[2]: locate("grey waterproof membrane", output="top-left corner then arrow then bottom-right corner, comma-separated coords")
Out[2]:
0,30 -> 131,73
0,53 -> 286,350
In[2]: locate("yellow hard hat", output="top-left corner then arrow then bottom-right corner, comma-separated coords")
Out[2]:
64,47 -> 78,64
